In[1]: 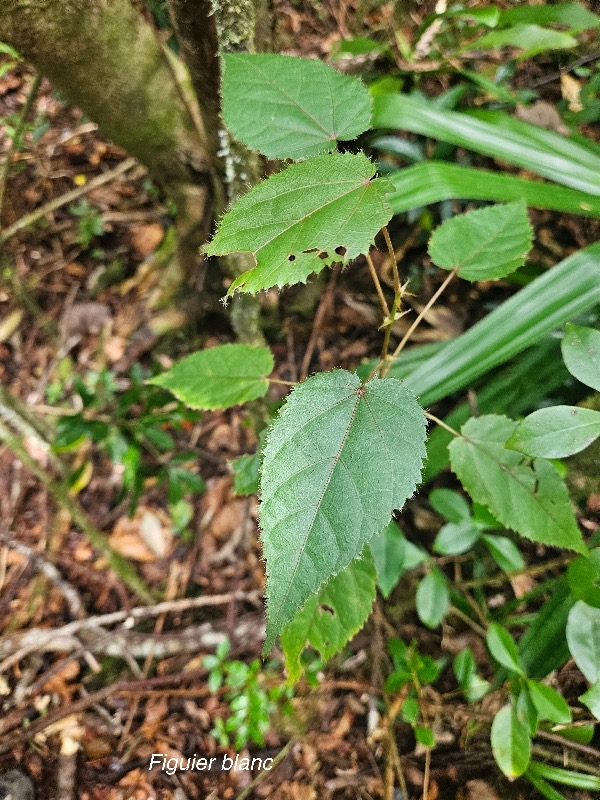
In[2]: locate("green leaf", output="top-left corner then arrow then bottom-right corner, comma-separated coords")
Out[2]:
507,406 -> 600,458
370,519 -> 425,598
387,162 -> 600,218
527,762 -> 600,792
449,415 -> 585,553
472,24 -> 577,58
499,3 -> 600,33
260,370 -> 426,652
231,452 -> 260,496
518,578 -> 573,680
561,324 -> 600,392
403,245 -> 600,407
486,623 -> 525,676
579,681 -> 600,721
429,488 -> 471,523
482,535 -> 525,573
416,569 -> 449,629
414,726 -> 435,747
148,344 -> 274,410
281,552 -> 376,683
567,550 -> 600,609
566,601 -> 600,683
221,53 -> 372,160
372,94 -> 600,195
516,686 -> 539,736
526,680 -> 572,725
433,521 -> 480,555
428,201 -> 532,281
454,648 -> 490,701
204,152 -> 393,295
491,704 -> 531,779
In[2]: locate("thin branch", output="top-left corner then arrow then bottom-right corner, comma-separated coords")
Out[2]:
0,157 -> 137,247
0,72 -> 42,225
234,740 -> 294,800
391,267 -> 457,362
382,226 -> 400,294
366,251 -> 390,317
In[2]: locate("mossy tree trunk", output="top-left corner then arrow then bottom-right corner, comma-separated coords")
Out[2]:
0,0 -> 217,303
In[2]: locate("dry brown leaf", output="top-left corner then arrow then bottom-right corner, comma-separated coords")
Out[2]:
561,73 -> 583,112
459,779 -> 502,800
515,101 -> 569,135
130,222 -> 164,257
62,302 -> 111,337
109,506 -> 173,561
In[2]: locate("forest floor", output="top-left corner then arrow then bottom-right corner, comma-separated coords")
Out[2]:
1,2 -> 600,799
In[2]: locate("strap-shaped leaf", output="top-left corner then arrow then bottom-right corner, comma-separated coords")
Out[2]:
428,201 -> 532,281
148,344 -> 273,409
281,551 -> 376,683
221,53 -> 372,160
204,152 -> 393,295
449,415 -> 585,553
260,370 -> 426,652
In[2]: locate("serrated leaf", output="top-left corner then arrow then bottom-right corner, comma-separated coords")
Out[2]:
260,370 -> 426,652
370,519 -> 426,598
487,623 -> 525,676
449,415 -> 585,553
491,704 -> 531,779
526,680 -> 572,724
508,406 -> 600,458
148,344 -> 273,410
428,201 -> 532,281
561,324 -> 600,391
281,551 -> 376,683
221,53 -> 372,160
566,601 -> 600,683
433,520 -> 480,555
204,152 -> 393,294
482,534 -> 525,573
416,569 -> 449,628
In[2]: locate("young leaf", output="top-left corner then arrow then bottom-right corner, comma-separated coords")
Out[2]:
566,601 -> 600,683
260,370 -> 426,652
281,551 -> 376,683
486,623 -> 525,676
148,344 -> 273,410
369,519 -> 425,598
507,406 -> 600,458
429,487 -> 471,523
204,152 -> 393,295
454,648 -> 490,701
449,415 -> 585,553
491,704 -> 531,779
526,680 -> 572,725
416,569 -> 449,629
433,520 -> 480,555
561,324 -> 600,391
482,535 -> 525,573
221,53 -> 372,160
428,201 -> 532,281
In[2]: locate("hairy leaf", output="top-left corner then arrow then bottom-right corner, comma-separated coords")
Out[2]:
507,406 -> 600,458
148,344 -> 273,410
561,324 -> 600,391
449,415 -> 585,553
260,370 -> 426,652
281,551 -> 376,682
428,201 -> 532,280
222,53 -> 372,160
205,153 -> 393,295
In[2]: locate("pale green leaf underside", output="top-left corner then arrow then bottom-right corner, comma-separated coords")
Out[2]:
281,550 -> 376,683
221,53 -> 372,160
508,405 -> 600,458
204,153 -> 393,294
561,324 -> 600,392
428,201 -> 532,281
260,370 -> 426,652
449,415 -> 585,553
148,343 -> 273,410
566,601 -> 600,683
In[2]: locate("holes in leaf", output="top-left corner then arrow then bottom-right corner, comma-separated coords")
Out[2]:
335,246 -> 347,257
288,254 -> 296,261
319,604 -> 335,616
318,251 -> 329,260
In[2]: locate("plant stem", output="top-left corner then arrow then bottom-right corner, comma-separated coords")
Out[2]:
0,420 -> 153,603
382,226 -> 400,295
234,740 -> 293,800
366,251 -> 390,317
424,411 -> 461,438
391,267 -> 457,362
0,72 -> 42,226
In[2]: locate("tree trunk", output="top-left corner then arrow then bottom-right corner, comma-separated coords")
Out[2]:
0,0 -> 216,301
